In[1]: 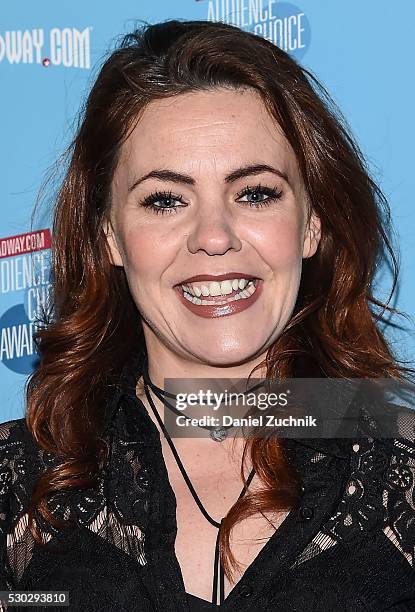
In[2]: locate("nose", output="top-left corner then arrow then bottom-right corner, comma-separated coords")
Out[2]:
186,204 -> 242,256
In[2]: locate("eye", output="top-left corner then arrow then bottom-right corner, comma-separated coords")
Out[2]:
138,183 -> 283,215
138,190 -> 185,215
235,183 -> 283,208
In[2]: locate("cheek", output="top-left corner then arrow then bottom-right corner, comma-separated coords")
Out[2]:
252,216 -> 304,270
120,224 -> 176,292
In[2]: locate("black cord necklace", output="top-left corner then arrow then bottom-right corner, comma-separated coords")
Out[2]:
141,355 -> 256,606
141,355 -> 265,443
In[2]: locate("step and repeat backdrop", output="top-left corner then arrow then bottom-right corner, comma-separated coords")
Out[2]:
0,1 -> 414,421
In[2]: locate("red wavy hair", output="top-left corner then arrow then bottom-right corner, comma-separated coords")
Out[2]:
26,19 -> 414,580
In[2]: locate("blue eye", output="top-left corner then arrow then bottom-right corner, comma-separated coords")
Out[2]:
138,183 -> 283,215
139,190 -> 184,215
235,183 -> 283,207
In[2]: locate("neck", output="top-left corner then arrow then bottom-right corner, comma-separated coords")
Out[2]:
141,337 -> 268,392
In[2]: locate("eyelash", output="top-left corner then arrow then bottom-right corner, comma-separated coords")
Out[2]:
138,183 -> 284,215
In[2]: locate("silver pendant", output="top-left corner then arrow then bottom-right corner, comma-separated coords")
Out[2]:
209,427 -> 228,442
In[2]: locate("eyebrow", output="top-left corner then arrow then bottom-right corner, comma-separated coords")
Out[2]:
127,163 -> 291,193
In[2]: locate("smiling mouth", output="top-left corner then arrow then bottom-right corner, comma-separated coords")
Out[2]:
178,278 -> 260,306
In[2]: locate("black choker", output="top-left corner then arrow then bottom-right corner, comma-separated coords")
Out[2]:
141,354 -> 264,442
141,354 -> 233,441
140,353 -> 257,605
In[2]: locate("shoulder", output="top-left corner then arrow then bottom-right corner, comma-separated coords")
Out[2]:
0,416 -> 41,460
381,435 -> 415,565
0,417 -> 44,535
326,434 -> 415,566
0,416 -> 33,444
348,394 -> 415,561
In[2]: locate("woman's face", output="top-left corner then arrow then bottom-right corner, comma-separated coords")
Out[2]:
105,87 -> 321,366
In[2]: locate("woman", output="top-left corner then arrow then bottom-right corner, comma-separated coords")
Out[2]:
0,18 -> 414,612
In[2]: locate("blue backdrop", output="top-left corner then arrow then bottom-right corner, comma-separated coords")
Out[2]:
1,0 -> 414,421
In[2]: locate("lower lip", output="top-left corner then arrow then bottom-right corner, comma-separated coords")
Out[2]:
174,280 -> 263,319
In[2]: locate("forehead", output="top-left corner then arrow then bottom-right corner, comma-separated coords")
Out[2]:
116,87 -> 300,182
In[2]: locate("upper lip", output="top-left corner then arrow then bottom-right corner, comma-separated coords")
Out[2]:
177,272 -> 260,285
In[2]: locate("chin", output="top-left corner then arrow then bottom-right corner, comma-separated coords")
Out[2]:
192,346 -> 262,368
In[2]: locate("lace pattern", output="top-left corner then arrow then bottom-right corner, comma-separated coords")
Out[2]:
290,437 -> 415,569
0,401 -> 414,603
0,413 -> 152,592
384,436 -> 415,565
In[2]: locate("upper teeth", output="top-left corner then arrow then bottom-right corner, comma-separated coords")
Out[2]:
181,278 -> 254,297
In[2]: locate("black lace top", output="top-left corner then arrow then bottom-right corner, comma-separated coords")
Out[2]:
0,351 -> 415,611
